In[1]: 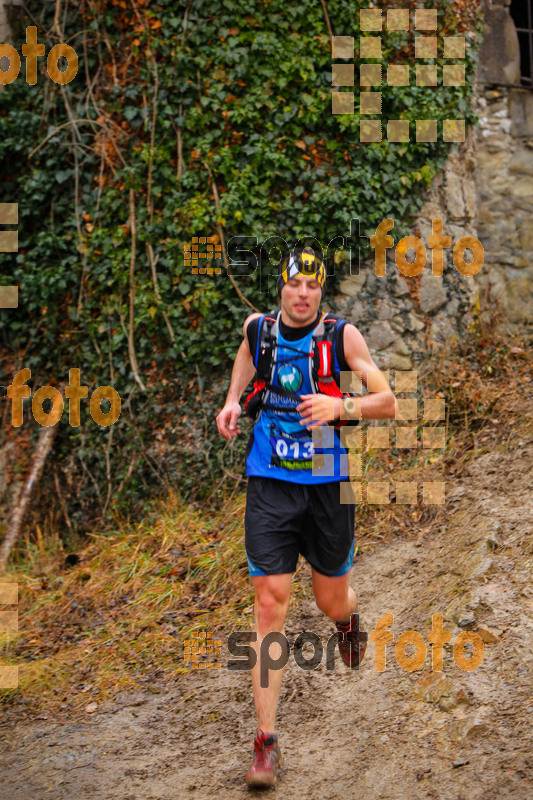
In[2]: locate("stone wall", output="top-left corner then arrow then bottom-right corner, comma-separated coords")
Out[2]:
328,0 -> 532,370
0,0 -> 22,43
475,0 -> 533,329
327,130 -> 479,371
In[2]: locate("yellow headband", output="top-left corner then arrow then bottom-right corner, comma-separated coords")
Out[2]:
278,251 -> 326,294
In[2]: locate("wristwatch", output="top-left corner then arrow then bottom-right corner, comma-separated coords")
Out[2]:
342,397 -> 362,421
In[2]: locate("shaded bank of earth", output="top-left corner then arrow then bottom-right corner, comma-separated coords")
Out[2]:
1,429 -> 532,799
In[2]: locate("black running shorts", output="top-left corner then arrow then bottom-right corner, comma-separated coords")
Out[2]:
244,476 -> 356,578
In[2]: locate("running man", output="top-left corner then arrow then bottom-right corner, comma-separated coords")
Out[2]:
216,248 -> 398,788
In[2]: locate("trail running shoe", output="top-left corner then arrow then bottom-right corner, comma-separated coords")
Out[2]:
335,612 -> 368,669
245,729 -> 282,788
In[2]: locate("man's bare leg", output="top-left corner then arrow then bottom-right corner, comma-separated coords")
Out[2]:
250,573 -> 293,733
311,568 -> 357,622
311,567 -> 367,669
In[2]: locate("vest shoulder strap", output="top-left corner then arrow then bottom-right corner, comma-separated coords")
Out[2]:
255,310 -> 278,381
312,314 -> 345,380
255,310 -> 344,382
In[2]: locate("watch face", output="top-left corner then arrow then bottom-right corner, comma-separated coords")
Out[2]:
344,398 -> 357,415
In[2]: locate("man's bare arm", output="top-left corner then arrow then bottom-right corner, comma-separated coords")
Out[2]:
342,323 -> 398,419
216,313 -> 261,440
225,338 -> 257,404
297,322 -> 398,427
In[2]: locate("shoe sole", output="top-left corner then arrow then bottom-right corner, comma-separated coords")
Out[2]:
245,773 -> 277,788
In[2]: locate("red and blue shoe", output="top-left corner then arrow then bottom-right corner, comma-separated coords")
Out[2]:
335,612 -> 368,669
245,729 -> 282,788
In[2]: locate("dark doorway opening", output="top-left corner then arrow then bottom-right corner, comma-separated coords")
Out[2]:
510,0 -> 533,86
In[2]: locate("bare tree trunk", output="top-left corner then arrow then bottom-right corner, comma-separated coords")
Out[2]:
0,425 -> 58,567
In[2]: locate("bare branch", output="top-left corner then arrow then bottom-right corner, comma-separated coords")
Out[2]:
210,178 -> 259,312
54,468 -> 74,537
320,0 -> 334,42
127,189 -> 146,392
146,242 -> 176,342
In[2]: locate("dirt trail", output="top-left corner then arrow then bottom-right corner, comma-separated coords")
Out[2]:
1,435 -> 532,800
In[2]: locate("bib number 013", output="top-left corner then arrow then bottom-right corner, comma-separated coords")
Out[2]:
274,439 -> 314,460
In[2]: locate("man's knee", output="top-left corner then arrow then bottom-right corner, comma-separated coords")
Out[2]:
316,597 -> 346,621
314,583 -> 353,621
254,577 -> 291,630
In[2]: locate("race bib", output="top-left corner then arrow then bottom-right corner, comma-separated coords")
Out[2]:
269,423 -> 314,470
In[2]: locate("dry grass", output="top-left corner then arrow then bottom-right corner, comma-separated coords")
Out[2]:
0,492 -> 281,713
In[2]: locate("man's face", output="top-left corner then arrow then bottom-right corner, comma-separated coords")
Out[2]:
280,274 -> 322,327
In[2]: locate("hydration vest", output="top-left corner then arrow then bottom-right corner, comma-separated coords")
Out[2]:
244,309 -> 359,428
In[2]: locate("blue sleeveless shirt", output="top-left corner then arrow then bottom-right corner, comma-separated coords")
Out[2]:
245,312 -> 349,484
